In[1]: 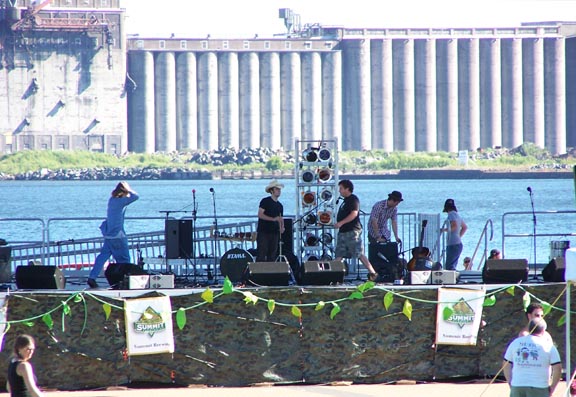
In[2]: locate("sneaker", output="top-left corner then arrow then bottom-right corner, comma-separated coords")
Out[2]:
368,272 -> 379,282
87,278 -> 99,288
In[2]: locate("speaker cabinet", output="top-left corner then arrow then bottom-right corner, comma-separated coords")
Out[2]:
301,260 -> 345,285
0,246 -> 12,284
482,259 -> 528,284
246,262 -> 291,286
542,257 -> 565,282
368,242 -> 399,281
165,219 -> 194,259
16,266 -> 65,289
281,218 -> 294,254
105,263 -> 148,289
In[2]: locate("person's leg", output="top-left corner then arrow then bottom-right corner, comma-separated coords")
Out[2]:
110,238 -> 131,264
444,243 -> 463,271
352,230 -> 378,280
256,232 -> 269,261
89,240 -> 112,281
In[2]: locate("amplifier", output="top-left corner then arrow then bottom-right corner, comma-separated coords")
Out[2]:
431,270 -> 459,285
482,259 -> 528,284
409,270 -> 431,285
128,275 -> 150,289
149,274 -> 175,289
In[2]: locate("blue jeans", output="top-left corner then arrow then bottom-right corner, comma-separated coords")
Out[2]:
445,243 -> 463,271
90,237 -> 131,280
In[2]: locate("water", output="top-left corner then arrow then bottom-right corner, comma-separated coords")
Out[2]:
0,178 -> 575,268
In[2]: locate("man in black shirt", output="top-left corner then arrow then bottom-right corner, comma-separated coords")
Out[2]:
256,179 -> 285,262
334,179 -> 378,281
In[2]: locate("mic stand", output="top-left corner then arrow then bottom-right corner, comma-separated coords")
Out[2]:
528,189 -> 538,280
188,194 -> 199,285
209,190 -> 218,283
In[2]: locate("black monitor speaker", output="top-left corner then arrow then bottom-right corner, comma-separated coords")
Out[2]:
482,259 -> 528,284
246,262 -> 291,286
15,265 -> 65,290
105,263 -> 148,289
542,257 -> 565,282
300,260 -> 346,285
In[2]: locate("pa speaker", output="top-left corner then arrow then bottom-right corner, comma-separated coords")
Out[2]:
15,266 -> 65,290
165,219 -> 193,259
300,260 -> 345,285
0,246 -> 12,284
246,262 -> 291,286
482,259 -> 528,284
105,263 -> 148,289
542,257 -> 565,282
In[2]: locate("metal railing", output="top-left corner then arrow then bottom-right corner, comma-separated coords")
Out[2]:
1,212 -> 426,283
502,210 -> 576,267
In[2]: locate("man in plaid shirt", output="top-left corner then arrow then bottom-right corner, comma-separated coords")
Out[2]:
368,191 -> 403,245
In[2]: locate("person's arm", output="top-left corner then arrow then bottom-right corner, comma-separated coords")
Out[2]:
18,362 -> 43,397
258,207 -> 279,222
279,215 -> 285,234
549,363 -> 562,395
502,360 -> 512,386
6,381 -> 10,394
370,216 -> 380,239
335,210 -> 358,229
391,218 -> 401,243
460,220 -> 468,237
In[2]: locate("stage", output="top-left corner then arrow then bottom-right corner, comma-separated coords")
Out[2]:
0,282 -> 573,390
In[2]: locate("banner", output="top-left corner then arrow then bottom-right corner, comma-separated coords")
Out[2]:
124,295 -> 175,356
435,287 -> 485,346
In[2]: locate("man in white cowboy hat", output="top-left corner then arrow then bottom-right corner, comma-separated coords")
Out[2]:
256,179 -> 285,262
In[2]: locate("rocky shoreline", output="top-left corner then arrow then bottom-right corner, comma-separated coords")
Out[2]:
0,166 -> 572,181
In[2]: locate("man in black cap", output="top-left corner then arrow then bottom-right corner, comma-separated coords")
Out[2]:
368,191 -> 403,245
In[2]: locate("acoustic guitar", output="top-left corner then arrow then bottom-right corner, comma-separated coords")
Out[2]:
407,220 -> 431,271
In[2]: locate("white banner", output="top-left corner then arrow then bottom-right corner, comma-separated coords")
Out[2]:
124,295 -> 175,356
435,287 -> 485,346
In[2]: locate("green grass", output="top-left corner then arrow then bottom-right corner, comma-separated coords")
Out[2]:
0,143 -> 572,176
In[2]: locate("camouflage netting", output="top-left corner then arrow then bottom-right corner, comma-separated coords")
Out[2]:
0,284 -> 572,390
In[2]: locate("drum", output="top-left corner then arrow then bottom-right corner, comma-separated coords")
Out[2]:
550,241 -> 570,260
220,248 -> 253,283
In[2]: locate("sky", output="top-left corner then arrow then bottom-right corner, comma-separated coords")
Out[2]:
120,0 -> 576,39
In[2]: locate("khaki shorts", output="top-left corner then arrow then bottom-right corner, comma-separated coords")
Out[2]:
335,230 -> 364,259
510,386 -> 549,397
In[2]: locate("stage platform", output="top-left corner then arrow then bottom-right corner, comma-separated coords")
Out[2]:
0,280 -> 573,391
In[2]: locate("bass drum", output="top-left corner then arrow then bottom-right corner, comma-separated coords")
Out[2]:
220,248 -> 254,283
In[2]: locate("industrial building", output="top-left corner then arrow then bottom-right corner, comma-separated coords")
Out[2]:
1,2 -> 575,154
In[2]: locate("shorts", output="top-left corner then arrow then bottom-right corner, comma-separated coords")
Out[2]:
335,230 -> 364,259
510,386 -> 549,397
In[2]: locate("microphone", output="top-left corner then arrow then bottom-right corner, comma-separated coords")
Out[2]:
336,196 -> 342,205
209,187 -> 214,194
192,189 -> 196,197
527,186 -> 532,193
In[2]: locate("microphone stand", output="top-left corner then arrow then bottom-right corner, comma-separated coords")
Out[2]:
209,189 -> 217,282
189,190 -> 198,284
528,188 -> 538,280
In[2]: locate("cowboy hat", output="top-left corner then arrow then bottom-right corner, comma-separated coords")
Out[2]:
265,179 -> 284,193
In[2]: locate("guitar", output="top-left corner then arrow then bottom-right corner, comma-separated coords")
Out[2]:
407,220 -> 431,271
